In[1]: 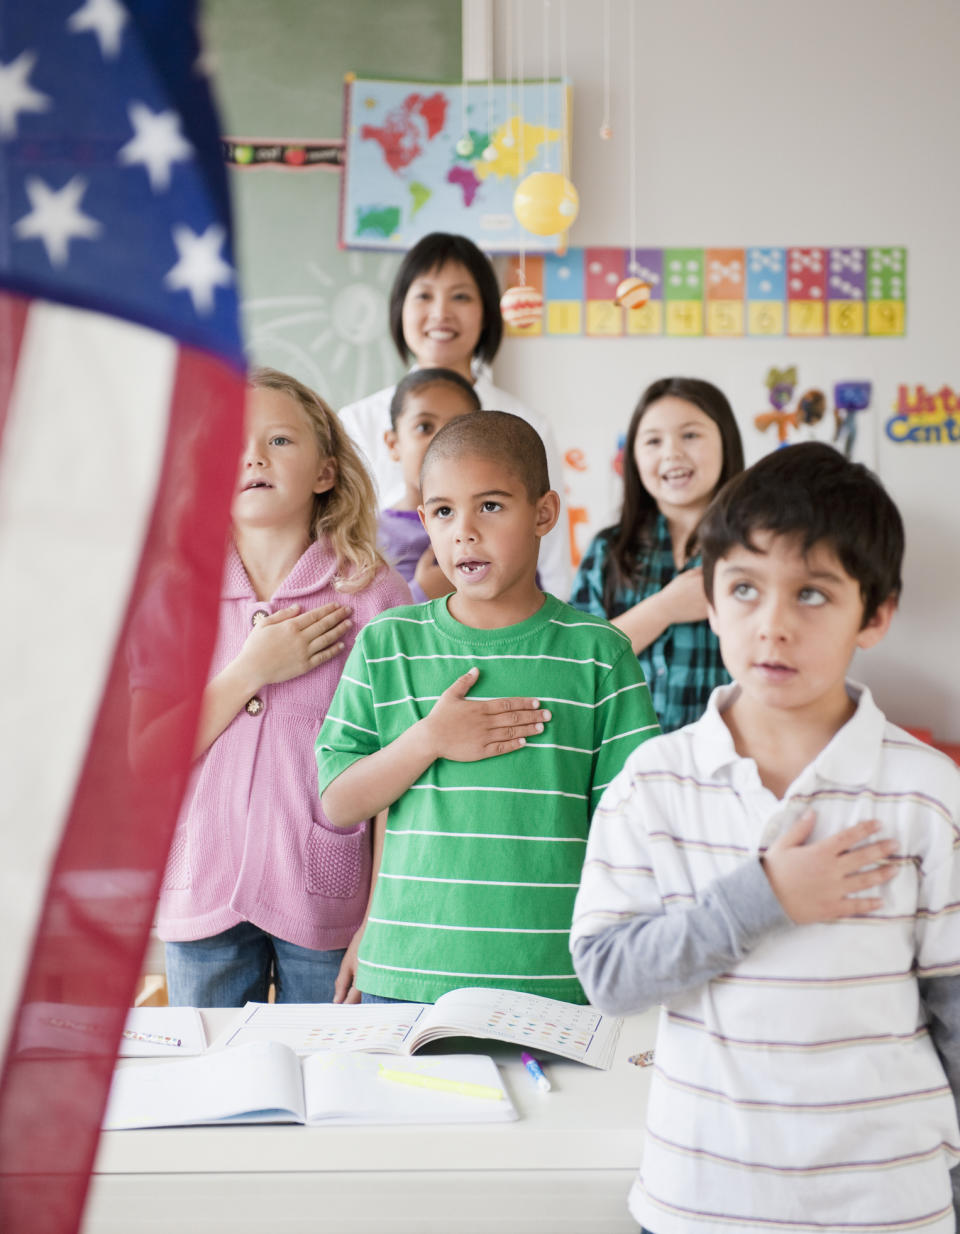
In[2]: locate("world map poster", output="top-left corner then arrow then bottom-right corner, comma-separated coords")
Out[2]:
339,76 -> 571,252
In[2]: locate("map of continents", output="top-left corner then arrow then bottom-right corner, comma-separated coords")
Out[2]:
348,82 -> 561,249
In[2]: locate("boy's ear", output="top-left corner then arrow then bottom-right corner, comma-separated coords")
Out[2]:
706,601 -> 719,638
417,504 -> 427,530
314,457 -> 337,495
534,490 -> 561,539
383,428 -> 400,462
856,593 -> 897,650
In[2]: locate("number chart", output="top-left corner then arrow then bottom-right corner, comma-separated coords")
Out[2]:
500,246 -> 906,339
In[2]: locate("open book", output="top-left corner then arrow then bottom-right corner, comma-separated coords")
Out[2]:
216,987 -> 622,1070
102,1042 -> 516,1129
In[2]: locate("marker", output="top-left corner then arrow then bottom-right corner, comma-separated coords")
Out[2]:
520,1051 -> 551,1093
377,1065 -> 503,1101
121,1030 -> 182,1048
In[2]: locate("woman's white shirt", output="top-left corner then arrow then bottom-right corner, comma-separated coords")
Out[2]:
339,371 -> 571,598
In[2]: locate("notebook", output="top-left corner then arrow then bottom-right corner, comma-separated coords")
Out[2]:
102,1042 -> 517,1128
215,987 -> 622,1070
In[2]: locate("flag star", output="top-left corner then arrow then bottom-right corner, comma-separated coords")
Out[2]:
164,223 -> 233,315
67,0 -> 127,59
118,102 -> 194,192
0,50 -> 52,138
14,175 -> 102,266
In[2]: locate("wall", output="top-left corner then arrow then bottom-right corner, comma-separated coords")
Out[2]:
203,0 -> 461,406
489,0 -> 960,737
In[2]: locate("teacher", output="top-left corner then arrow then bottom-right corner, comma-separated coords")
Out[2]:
339,232 -> 570,598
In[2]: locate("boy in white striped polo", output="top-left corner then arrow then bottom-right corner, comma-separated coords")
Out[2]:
571,442 -> 960,1234
317,411 -> 660,1004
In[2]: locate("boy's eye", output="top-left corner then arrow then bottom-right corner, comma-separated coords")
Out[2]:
433,505 -> 452,519
798,587 -> 827,606
269,435 -> 290,446
732,582 -> 757,601
480,500 -> 502,513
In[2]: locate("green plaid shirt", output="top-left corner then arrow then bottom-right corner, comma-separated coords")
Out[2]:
569,515 -> 729,732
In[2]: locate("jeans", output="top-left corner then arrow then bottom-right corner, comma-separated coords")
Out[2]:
361,992 -> 419,1004
165,920 -> 346,1007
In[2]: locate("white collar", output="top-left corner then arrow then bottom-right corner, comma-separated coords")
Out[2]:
689,680 -> 885,788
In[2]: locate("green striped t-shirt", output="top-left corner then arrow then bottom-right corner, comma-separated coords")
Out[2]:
316,593 -> 660,1003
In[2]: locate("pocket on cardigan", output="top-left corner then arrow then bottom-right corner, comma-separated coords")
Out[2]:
161,829 -> 190,890
305,823 -> 365,899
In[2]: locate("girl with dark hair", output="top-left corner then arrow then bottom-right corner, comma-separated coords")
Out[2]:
338,232 -> 570,597
570,377 -> 744,731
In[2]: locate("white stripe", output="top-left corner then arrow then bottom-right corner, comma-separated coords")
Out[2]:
369,917 -> 570,934
358,960 -> 579,980
323,714 -> 378,736
341,673 -> 372,691
533,680 -> 650,710
385,827 -> 587,844
373,693 -> 439,709
548,616 -> 630,643
408,784 -> 588,801
375,613 -> 436,626
602,723 -> 660,745
0,304 -> 175,1059
380,873 -> 580,887
366,651 -> 614,670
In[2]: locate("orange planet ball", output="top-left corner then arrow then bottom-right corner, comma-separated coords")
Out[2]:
500,284 -> 543,329
615,277 -> 651,309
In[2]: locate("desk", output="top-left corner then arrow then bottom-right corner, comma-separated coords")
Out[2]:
83,1008 -> 657,1234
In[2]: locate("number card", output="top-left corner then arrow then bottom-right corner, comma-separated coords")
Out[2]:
866,247 -> 906,336
827,248 -> 865,336
746,248 -> 785,336
624,248 -> 663,335
705,248 -> 745,337
585,248 -> 625,336
787,247 -> 826,337
545,249 -> 584,335
664,248 -> 704,337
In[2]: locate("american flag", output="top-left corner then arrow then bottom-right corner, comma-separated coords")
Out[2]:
0,3 -> 244,1231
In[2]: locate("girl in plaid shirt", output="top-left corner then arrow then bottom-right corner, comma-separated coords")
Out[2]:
570,377 -> 743,731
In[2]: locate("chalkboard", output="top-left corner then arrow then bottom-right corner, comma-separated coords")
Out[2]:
204,0 -> 463,407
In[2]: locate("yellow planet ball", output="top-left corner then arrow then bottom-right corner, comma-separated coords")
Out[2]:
615,277 -> 651,309
513,172 -> 579,236
500,284 -> 543,329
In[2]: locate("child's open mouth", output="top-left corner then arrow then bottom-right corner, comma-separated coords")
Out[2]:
456,559 -> 490,579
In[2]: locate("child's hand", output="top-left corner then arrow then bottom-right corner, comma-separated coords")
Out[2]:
422,667 -> 551,762
238,602 -> 352,688
333,925 -> 364,1004
413,545 -> 453,600
762,812 -> 898,924
658,567 -> 709,625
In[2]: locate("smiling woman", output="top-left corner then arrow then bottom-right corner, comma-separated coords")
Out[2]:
338,232 -> 571,599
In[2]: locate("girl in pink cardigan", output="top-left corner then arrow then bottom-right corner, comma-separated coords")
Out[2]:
132,368 -> 409,1006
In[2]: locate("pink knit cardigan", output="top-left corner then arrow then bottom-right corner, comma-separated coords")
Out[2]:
143,541 -> 410,949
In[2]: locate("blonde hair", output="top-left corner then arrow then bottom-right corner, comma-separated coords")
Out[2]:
248,367 -> 384,593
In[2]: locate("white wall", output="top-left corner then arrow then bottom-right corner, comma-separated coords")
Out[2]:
487,0 -> 960,737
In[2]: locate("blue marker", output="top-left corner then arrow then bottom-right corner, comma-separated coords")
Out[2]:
520,1051 -> 551,1093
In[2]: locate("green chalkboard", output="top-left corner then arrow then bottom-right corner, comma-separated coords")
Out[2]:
204,0 -> 462,407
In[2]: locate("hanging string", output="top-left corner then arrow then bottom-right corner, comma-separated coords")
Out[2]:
600,0 -> 612,139
516,0 -> 526,284
542,0 -> 551,171
503,0 -> 514,147
559,0 -> 569,182
628,0 -> 638,271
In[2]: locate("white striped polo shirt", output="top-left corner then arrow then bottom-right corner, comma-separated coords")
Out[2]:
571,682 -> 960,1234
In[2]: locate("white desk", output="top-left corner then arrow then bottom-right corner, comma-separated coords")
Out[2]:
83,1008 -> 657,1234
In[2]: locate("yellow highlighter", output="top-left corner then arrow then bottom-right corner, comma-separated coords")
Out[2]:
377,1065 -> 504,1101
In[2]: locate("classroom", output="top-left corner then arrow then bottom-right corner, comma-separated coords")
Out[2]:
1,2 -> 959,1232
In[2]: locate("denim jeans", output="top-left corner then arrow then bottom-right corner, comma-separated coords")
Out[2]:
165,920 -> 346,1007
360,991 -> 418,1004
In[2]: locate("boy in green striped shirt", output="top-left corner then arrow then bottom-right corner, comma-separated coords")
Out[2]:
317,411 -> 659,1003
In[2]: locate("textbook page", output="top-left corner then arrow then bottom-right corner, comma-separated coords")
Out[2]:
103,1041 -> 305,1128
216,989 -> 622,1068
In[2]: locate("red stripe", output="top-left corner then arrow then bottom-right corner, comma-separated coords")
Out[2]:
0,341 -> 243,1234
0,292 -> 30,448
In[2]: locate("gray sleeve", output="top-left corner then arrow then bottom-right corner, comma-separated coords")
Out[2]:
918,973 -> 960,1215
572,857 -> 792,1015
